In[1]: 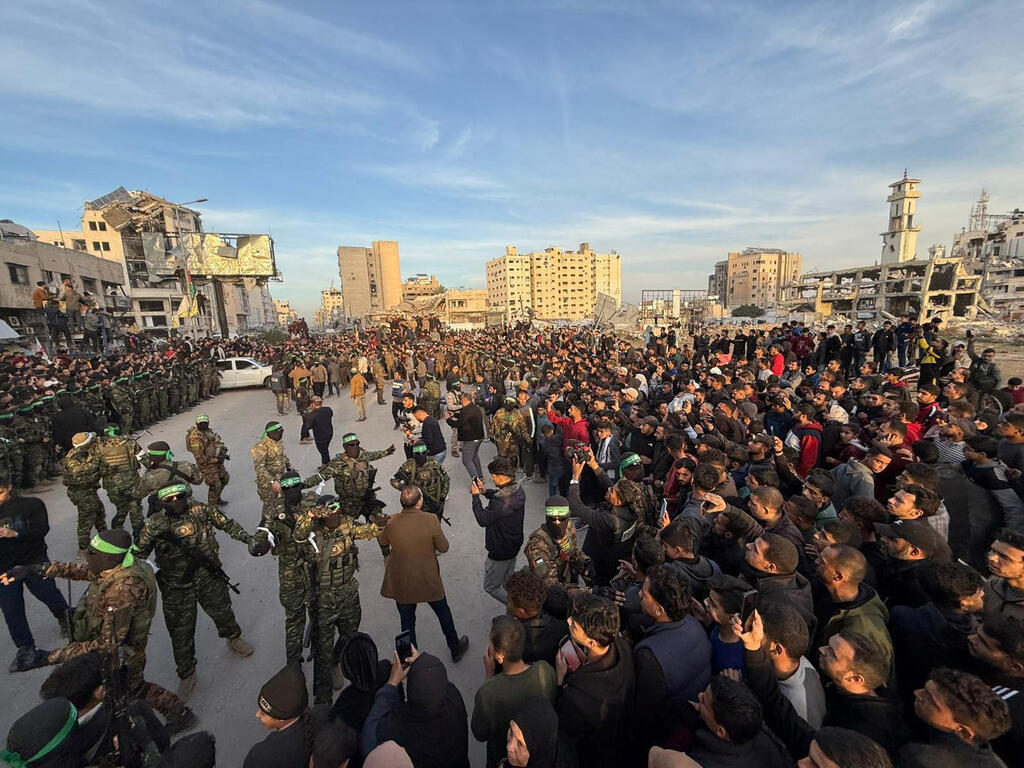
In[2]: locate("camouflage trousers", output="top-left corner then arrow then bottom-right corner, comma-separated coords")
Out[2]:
114,408 -> 134,435
118,643 -> 187,720
156,390 -> 169,420
1,445 -> 23,489
22,444 -> 46,488
158,570 -> 242,679
199,377 -> 210,399
199,465 -> 229,506
137,402 -> 152,427
312,580 -> 361,706
279,563 -> 310,665
104,473 -> 144,538
67,484 -> 106,550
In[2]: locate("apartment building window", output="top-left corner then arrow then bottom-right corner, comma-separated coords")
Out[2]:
101,242 -> 110,251
7,263 -> 30,285
89,221 -> 98,231
72,239 -> 86,251
81,278 -> 97,293
92,242 -> 101,251
98,222 -> 107,231
138,300 -> 165,313
142,315 -> 168,328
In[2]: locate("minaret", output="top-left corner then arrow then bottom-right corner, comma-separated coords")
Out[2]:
880,171 -> 921,264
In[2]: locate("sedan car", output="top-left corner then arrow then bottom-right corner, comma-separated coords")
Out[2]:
215,357 -> 273,389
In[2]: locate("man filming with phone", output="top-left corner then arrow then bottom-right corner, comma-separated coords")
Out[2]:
471,458 -> 525,604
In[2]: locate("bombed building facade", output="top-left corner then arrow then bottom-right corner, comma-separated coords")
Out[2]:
779,174 -> 982,322
951,192 -> 1024,319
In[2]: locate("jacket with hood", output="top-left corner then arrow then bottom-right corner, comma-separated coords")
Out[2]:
683,727 -> 794,768
332,633 -> 391,737
556,635 -> 635,768
830,458 -> 875,510
899,728 -> 1008,768
665,555 -> 720,601
756,570 -> 816,635
362,652 -> 470,768
507,698 -> 578,768
820,583 -> 894,683
985,577 -> 1024,622
785,421 -> 822,478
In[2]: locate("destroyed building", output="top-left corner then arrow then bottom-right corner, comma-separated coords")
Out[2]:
778,252 -> 981,322
779,174 -> 981,323
951,191 -> 1024,319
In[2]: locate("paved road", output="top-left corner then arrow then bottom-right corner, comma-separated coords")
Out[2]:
1,386 -> 556,765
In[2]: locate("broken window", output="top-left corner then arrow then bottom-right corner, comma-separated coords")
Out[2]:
928,264 -> 956,291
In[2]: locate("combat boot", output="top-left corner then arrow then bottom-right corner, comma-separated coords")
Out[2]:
227,636 -> 254,657
9,645 -> 50,673
177,673 -> 197,702
164,707 -> 198,736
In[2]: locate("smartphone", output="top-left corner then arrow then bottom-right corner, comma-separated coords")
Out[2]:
657,499 -> 669,527
473,476 -> 484,487
395,631 -> 414,664
740,590 -> 759,624
557,635 -> 585,673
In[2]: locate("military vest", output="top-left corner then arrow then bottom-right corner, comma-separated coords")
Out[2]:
72,561 -> 157,649
312,519 -> 359,590
97,436 -> 139,476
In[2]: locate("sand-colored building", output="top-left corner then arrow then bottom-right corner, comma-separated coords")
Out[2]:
709,248 -> 802,310
337,240 -> 402,319
486,242 -> 621,321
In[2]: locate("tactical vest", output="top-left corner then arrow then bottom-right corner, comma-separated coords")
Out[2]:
313,520 -> 359,589
154,504 -> 220,570
72,561 -> 157,648
97,436 -> 139,476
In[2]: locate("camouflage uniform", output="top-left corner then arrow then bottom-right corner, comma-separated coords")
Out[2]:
0,414 -> 20,487
492,406 -> 529,464
109,378 -> 135,435
259,491 -> 317,664
136,460 -> 203,514
618,476 -> 661,534
186,369 -> 200,406
371,360 -> 388,404
186,426 -> 229,506
198,361 -> 211,400
133,501 -> 254,680
62,445 -> 106,550
390,458 -> 450,520
294,505 -> 384,705
97,434 -> 144,537
15,405 -> 48,489
302,446 -> 393,520
167,367 -> 183,415
251,436 -> 292,519
130,375 -> 151,428
420,378 -> 442,420
155,371 -> 170,419
45,559 -> 188,720
523,522 -> 590,588
84,384 -> 108,426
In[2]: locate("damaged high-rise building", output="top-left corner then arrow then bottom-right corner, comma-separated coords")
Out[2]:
779,174 -> 982,322
951,191 -> 1024,319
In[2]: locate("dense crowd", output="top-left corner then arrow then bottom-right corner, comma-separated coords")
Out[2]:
2,317 -> 1023,768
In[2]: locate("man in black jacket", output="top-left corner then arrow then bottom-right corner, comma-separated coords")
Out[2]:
0,479 -> 70,672
411,405 -> 446,462
505,569 -> 567,666
447,392 -> 484,480
567,457 -> 638,586
302,397 -> 334,465
471,458 -> 525,604
50,394 -> 98,454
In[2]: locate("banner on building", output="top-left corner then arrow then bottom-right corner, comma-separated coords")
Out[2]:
183,233 -> 277,278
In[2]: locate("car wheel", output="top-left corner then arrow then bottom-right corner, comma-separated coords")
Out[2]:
263,376 -> 272,388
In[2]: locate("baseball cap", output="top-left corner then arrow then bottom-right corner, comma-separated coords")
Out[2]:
750,434 -> 773,447
621,387 -> 639,399
641,416 -> 659,427
874,519 -> 951,560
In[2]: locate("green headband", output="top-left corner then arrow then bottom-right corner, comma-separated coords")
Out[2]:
325,500 -> 342,512
0,701 -> 78,767
89,535 -> 134,568
103,426 -> 119,437
148,449 -> 173,459
261,422 -> 283,438
279,476 -> 302,488
411,444 -> 427,454
195,414 -> 209,423
620,454 -> 642,471
342,434 -> 359,444
545,505 -> 570,518
157,484 -> 188,500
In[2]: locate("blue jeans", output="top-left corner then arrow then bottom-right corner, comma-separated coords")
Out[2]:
549,465 -> 568,497
0,573 -> 69,649
429,449 -> 447,464
396,598 -> 459,649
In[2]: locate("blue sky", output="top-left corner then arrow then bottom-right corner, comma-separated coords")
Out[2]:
3,0 -> 1022,319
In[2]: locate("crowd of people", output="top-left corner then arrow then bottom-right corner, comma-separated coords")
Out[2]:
2,316 -> 1023,768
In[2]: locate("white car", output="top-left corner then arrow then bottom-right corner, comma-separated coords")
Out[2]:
215,357 -> 273,389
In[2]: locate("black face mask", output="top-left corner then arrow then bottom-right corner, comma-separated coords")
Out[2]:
86,550 -> 121,576
504,402 -> 515,411
282,488 -> 303,508
162,498 -> 188,517
267,431 -> 283,442
413,454 -> 427,466
197,423 -> 210,431
546,518 -> 569,540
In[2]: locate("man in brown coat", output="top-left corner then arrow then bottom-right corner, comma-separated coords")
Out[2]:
380,486 -> 469,662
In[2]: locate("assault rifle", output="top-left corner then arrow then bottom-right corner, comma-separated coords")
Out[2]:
157,532 -> 240,594
393,468 -> 451,526
103,608 -> 149,768
303,560 -> 319,661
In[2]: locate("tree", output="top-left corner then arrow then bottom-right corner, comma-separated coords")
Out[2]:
731,304 -> 765,318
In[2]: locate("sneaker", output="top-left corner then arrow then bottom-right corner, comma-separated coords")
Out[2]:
177,673 -> 197,702
164,707 -> 198,736
449,635 -> 470,663
9,645 -> 36,673
227,636 -> 254,657
300,438 -> 313,444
